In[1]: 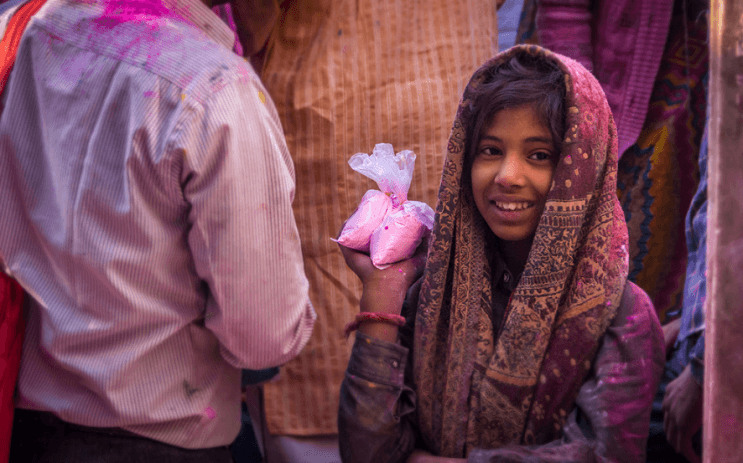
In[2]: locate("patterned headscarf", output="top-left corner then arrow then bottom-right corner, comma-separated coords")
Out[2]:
413,45 -> 629,457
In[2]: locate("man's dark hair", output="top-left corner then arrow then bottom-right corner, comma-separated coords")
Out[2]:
463,50 -> 567,182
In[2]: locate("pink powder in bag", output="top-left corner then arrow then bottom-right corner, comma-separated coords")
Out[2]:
334,190 -> 392,253
370,201 -> 435,268
334,144 -> 434,265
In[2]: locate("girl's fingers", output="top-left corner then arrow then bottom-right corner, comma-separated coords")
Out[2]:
338,243 -> 374,279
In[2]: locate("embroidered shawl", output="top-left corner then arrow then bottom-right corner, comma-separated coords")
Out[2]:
412,45 -> 630,457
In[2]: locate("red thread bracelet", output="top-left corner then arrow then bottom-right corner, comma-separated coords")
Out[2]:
343,312 -> 406,338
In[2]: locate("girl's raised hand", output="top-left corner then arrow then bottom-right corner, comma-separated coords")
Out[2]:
338,235 -> 428,295
340,238 -> 427,342
337,226 -> 428,342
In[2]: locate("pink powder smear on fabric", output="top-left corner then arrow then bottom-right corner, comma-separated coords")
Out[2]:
334,190 -> 392,253
86,0 -> 190,71
93,0 -> 181,30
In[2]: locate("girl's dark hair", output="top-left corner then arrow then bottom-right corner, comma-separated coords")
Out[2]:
463,51 -> 567,181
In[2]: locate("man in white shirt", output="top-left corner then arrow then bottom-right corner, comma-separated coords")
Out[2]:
0,0 -> 315,460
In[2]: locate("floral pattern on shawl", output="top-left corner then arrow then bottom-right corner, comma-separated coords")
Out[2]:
412,45 -> 630,457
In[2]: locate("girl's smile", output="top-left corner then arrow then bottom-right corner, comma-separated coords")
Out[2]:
471,105 -> 558,243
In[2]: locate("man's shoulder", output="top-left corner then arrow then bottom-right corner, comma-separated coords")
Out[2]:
33,0 -> 256,104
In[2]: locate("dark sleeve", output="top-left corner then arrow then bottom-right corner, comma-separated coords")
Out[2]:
338,330 -> 418,463
467,281 -> 665,463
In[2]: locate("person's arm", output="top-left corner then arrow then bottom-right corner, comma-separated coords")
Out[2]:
337,242 -> 427,463
338,331 -> 419,463
662,328 -> 703,463
661,362 -> 702,463
182,74 -> 315,370
535,0 -> 594,72
466,281 -> 664,463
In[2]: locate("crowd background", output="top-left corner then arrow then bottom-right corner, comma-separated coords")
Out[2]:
223,0 -> 709,461
0,0 -> 711,461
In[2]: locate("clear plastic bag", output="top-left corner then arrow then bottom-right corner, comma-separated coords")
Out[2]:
335,143 -> 434,268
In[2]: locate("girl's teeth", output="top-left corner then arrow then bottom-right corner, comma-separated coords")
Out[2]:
495,202 -> 531,211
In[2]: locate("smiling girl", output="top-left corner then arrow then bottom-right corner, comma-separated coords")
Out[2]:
337,46 -> 665,463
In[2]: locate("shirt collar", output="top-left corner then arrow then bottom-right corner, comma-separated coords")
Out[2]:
162,0 -> 235,51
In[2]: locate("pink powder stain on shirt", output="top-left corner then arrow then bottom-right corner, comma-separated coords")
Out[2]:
204,406 -> 216,419
94,0 -> 178,30
90,0 -> 187,66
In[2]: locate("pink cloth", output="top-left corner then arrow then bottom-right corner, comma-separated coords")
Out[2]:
536,0 -> 674,157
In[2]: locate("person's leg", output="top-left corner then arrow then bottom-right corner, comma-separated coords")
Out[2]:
9,409 -> 62,463
10,410 -> 234,463
41,431 -> 235,463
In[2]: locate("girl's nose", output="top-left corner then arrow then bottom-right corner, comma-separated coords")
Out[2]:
494,153 -> 525,187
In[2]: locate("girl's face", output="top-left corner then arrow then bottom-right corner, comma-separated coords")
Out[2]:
471,105 -> 558,243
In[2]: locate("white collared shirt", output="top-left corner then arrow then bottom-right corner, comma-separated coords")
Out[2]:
0,0 -> 315,448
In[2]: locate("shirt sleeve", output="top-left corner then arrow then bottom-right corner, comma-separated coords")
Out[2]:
467,282 -> 665,463
338,331 -> 418,463
180,73 -> 316,370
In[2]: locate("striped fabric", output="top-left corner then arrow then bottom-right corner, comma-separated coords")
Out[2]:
0,1 -> 46,460
0,0 -> 314,449
260,0 -> 500,435
676,120 -> 707,383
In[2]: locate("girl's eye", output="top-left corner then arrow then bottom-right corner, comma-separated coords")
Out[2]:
479,147 -> 502,157
530,151 -> 554,162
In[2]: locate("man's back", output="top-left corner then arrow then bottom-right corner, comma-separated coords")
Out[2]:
0,0 -> 315,449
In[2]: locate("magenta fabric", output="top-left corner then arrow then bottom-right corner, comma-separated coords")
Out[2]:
0,275 -> 23,463
211,3 -> 243,55
536,0 -> 674,158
